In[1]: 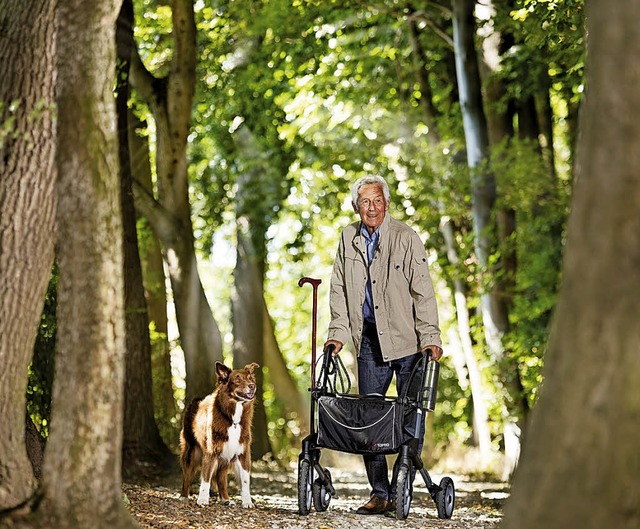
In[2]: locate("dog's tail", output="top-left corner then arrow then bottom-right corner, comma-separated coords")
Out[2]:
180,397 -> 203,471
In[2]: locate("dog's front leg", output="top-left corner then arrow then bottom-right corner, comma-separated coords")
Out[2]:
234,457 -> 254,508
197,457 -> 218,506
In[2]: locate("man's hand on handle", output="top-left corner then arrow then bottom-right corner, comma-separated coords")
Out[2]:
324,340 -> 343,356
422,344 -> 443,361
326,341 -> 441,359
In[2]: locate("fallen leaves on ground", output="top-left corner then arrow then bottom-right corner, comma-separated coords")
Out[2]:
124,463 -> 507,529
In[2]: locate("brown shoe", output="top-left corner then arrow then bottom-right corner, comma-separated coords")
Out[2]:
355,496 -> 389,515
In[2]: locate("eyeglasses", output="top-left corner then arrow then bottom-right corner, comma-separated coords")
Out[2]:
358,196 -> 386,208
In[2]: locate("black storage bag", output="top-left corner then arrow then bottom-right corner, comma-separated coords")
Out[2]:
316,394 -> 417,454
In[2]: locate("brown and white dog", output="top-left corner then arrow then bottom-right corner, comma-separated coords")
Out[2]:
179,362 -> 259,508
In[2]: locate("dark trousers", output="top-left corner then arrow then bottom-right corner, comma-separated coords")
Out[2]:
358,323 -> 425,501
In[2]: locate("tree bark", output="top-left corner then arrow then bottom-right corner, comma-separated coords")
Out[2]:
452,0 -> 507,339
29,1 -> 138,527
501,2 -> 640,527
116,3 -> 177,479
232,230 -> 271,459
230,124 -> 269,458
534,69 -> 556,176
0,0 -> 57,511
406,11 -> 439,129
123,0 -> 223,403
128,110 -> 178,447
478,0 -> 519,319
24,415 -> 45,481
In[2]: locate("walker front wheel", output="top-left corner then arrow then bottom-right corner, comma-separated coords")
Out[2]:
435,476 -> 455,519
395,463 -> 413,520
312,468 -> 332,512
297,460 -> 313,515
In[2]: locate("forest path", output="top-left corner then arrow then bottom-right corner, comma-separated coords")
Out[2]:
124,459 -> 507,529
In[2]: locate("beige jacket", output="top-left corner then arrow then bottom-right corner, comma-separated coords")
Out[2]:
327,213 -> 441,362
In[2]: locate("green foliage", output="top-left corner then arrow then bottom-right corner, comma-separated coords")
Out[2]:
27,265 -> 58,438
262,366 -> 307,462
188,0 -> 306,258
128,0 -> 583,466
431,360 -> 475,450
491,137 -> 569,407
495,0 -> 586,104
0,99 -> 21,147
133,0 -> 174,75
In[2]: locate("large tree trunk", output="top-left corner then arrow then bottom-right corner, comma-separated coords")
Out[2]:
123,0 -> 223,403
29,1 -> 138,527
116,3 -> 177,479
501,2 -> 640,527
0,0 -> 57,511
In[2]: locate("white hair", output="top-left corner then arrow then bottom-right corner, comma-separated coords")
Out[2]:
351,175 -> 391,207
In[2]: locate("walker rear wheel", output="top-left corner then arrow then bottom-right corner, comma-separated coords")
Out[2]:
435,476 -> 455,519
297,460 -> 313,515
395,463 -> 413,520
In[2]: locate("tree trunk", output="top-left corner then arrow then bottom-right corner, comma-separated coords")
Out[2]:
24,415 -> 45,481
454,0 -> 508,337
123,0 -> 223,402
535,69 -> 556,176
232,231 -> 271,459
230,124 -> 285,459
406,11 -> 439,129
116,3 -> 177,479
230,125 -> 273,458
128,110 -> 178,447
479,0 -> 519,318
0,0 -> 57,511
501,2 -> 640,527
30,1 -> 138,527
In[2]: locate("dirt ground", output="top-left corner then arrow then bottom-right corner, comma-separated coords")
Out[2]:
124,456 -> 508,529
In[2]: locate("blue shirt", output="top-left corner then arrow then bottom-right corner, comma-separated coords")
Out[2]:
360,223 -> 379,324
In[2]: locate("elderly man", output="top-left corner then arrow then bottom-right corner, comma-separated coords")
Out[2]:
324,175 -> 443,515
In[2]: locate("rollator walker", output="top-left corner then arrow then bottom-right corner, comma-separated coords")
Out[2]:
296,277 -> 455,520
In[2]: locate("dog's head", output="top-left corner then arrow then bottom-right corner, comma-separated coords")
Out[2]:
215,362 -> 259,402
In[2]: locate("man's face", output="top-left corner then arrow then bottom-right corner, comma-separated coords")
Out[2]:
354,184 -> 389,233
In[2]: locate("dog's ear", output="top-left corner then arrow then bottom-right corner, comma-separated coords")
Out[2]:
245,362 -> 260,374
215,362 -> 231,383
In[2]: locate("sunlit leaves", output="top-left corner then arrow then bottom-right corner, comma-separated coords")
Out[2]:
133,0 -> 174,74
500,0 -> 585,102
128,0 -> 584,462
